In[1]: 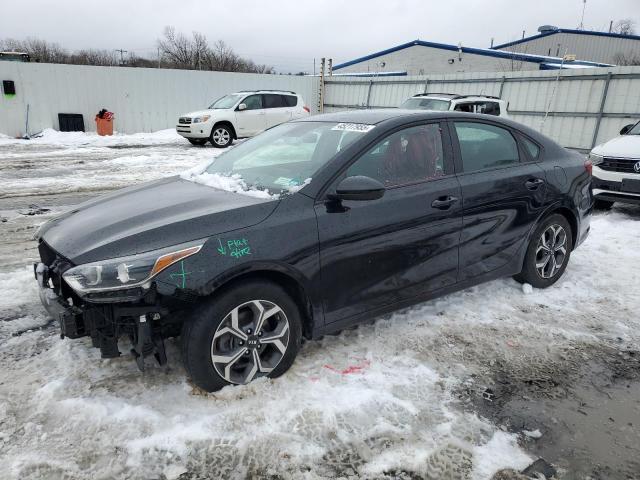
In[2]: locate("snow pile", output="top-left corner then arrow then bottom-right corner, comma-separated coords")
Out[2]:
285,177 -> 312,193
0,128 -> 183,147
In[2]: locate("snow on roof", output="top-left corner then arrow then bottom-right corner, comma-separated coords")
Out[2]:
332,39 -> 612,71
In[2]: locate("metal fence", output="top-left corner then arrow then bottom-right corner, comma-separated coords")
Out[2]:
0,62 -> 320,137
322,66 -> 640,151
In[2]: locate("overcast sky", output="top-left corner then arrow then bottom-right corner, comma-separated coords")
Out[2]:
1,0 -> 639,72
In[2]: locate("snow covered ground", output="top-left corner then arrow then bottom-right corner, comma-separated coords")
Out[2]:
1,130 -> 639,480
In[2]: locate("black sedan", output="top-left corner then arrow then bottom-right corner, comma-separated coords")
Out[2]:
34,110 -> 592,392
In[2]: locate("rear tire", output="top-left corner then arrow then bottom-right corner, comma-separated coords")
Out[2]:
514,214 -> 573,289
181,280 -> 302,392
210,125 -> 233,148
593,198 -> 614,210
188,138 -> 207,146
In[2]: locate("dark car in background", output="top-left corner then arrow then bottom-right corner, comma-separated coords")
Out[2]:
34,110 -> 592,392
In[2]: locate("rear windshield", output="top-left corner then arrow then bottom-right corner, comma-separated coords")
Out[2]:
400,97 -> 451,111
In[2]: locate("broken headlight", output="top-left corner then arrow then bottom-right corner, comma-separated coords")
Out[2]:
63,242 -> 202,295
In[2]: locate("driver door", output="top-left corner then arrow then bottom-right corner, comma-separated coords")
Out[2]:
315,123 -> 462,325
235,94 -> 267,137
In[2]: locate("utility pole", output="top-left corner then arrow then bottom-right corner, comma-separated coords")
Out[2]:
579,0 -> 587,30
318,57 -> 325,113
115,48 -> 128,66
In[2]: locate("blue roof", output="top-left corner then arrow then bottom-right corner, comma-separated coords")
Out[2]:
332,39 -> 612,71
492,28 -> 640,50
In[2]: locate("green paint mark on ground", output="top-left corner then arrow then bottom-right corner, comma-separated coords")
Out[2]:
3,94 -> 15,99
169,260 -> 192,289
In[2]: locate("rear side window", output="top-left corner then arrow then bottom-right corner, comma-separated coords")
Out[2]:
477,102 -> 500,116
454,122 -> 519,172
521,136 -> 541,160
263,94 -> 286,108
347,123 -> 446,187
283,95 -> 298,107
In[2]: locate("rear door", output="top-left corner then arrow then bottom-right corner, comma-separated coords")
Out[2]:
315,122 -> 462,324
235,94 -> 267,136
451,120 -> 547,280
263,94 -> 291,128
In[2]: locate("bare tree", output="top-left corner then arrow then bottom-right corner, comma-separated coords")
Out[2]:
613,19 -> 636,35
157,26 -> 195,68
1,37 -> 68,63
613,51 -> 640,66
69,49 -> 118,66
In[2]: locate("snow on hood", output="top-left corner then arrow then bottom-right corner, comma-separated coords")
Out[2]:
180,162 -> 277,200
180,161 -> 311,198
180,109 -> 219,118
592,134 -> 640,158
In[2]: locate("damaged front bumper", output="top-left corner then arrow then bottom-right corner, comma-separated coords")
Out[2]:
34,261 -> 170,370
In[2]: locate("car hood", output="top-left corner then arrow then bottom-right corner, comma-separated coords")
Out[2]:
38,176 -> 278,264
181,109 -> 221,118
592,135 -> 640,158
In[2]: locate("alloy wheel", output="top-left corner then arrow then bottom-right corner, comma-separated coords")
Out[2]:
535,224 -> 567,279
212,127 -> 231,146
211,300 -> 290,384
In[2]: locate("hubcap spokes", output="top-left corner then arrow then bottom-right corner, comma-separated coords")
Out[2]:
535,224 -> 567,279
211,300 -> 289,384
213,128 -> 230,145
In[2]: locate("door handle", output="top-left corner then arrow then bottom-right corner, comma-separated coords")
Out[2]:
431,195 -> 459,209
525,178 -> 545,190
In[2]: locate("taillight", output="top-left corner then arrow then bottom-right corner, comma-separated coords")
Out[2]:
584,159 -> 593,175
303,106 -> 310,113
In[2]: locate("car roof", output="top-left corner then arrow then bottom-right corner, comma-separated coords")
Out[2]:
236,90 -> 298,95
411,93 -> 502,101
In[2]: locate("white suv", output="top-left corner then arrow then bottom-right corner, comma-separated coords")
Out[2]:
589,120 -> 640,209
400,93 -> 509,118
176,90 -> 310,147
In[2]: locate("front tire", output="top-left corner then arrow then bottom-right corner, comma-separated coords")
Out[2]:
514,214 -> 573,289
210,125 -> 233,148
181,280 -> 302,392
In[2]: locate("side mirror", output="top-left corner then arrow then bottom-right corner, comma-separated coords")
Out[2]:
329,176 -> 385,202
620,124 -> 634,135
237,103 -> 247,111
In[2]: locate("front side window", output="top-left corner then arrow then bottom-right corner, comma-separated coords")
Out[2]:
199,122 -> 371,193
628,122 -> 640,135
454,122 -> 519,172
242,95 -> 263,110
347,124 -> 446,187
400,98 -> 451,111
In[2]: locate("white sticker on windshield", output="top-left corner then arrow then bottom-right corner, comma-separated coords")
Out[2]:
331,123 -> 376,133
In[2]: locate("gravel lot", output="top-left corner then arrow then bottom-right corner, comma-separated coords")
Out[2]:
1,130 -> 639,480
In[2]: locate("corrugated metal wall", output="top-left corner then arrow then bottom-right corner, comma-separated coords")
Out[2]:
323,66 -> 640,150
0,62 -> 320,137
498,32 -> 640,65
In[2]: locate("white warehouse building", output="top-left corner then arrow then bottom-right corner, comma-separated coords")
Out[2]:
332,39 -> 611,76
493,26 -> 640,65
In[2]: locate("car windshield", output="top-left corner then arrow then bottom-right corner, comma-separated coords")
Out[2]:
209,94 -> 244,109
202,121 -> 372,193
400,97 -> 451,111
628,122 -> 640,135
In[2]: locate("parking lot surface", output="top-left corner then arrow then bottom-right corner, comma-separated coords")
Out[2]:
1,131 -> 639,479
